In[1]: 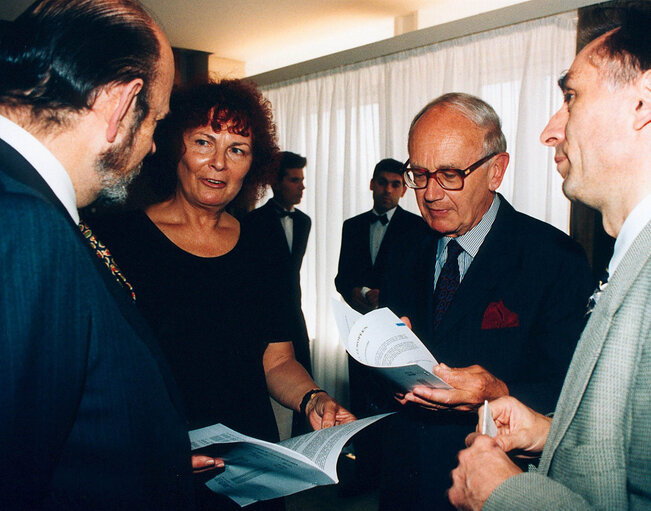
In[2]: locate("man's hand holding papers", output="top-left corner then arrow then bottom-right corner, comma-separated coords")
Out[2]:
399,363 -> 509,411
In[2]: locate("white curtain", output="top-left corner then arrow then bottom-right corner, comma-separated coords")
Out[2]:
260,13 -> 577,404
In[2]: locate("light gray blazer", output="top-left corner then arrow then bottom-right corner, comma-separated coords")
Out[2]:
485,222 -> 651,510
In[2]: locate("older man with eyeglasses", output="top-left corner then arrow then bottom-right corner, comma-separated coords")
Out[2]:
377,92 -> 594,511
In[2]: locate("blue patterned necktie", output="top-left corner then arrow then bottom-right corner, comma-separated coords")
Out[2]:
433,239 -> 463,328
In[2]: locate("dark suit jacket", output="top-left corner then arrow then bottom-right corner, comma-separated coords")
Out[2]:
378,196 -> 594,510
242,199 -> 312,372
0,139 -> 193,510
335,205 -> 425,308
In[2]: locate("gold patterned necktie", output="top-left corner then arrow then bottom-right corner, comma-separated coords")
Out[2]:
78,220 -> 136,302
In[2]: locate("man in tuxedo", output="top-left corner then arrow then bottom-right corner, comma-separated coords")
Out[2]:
335,158 -> 424,492
0,1 -> 195,508
335,158 -> 424,314
245,151 -> 311,372
243,151 -> 312,433
378,93 -> 594,510
449,5 -> 651,509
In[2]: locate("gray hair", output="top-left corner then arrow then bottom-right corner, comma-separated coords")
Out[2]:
408,92 -> 507,155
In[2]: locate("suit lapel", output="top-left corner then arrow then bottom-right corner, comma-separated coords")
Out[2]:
264,200 -> 292,258
433,200 -> 515,339
410,231 -> 438,344
291,210 -> 309,262
374,206 -> 402,268
539,222 -> 651,473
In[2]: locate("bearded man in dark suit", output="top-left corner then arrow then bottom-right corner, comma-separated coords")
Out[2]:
0,1 -> 196,509
378,93 -> 594,511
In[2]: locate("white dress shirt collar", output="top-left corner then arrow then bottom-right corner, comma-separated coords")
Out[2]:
609,193 -> 651,277
0,114 -> 79,223
452,194 -> 500,258
371,206 -> 397,221
435,194 -> 500,284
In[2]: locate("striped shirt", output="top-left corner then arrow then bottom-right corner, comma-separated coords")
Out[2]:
434,194 -> 501,286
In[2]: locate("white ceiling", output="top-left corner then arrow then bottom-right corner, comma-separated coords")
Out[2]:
1,0 -> 534,76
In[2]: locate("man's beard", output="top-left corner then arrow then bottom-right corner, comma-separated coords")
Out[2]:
95,124 -> 142,203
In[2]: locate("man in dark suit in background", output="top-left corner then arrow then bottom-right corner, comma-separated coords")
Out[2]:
0,1 -> 195,509
335,158 -> 424,493
243,151 -> 312,434
379,93 -> 594,511
335,158 -> 424,314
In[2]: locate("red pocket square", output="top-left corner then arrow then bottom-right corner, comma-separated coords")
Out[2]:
481,300 -> 519,329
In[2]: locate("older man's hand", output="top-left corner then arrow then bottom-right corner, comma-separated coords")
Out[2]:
448,434 -> 521,510
399,363 -> 508,411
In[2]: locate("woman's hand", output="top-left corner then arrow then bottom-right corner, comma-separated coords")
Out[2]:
263,341 -> 356,429
305,392 -> 356,430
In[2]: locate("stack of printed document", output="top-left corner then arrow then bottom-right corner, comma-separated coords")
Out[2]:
331,299 -> 452,391
189,413 -> 391,506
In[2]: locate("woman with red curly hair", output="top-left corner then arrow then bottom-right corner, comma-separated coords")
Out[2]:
89,79 -> 353,510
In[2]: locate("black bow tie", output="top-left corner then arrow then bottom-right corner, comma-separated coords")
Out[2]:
370,213 -> 389,225
277,209 -> 296,218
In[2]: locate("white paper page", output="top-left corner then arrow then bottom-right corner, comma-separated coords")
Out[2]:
332,300 -> 451,391
189,414 -> 391,506
331,298 -> 362,342
190,424 -> 331,506
332,300 -> 435,370
279,413 -> 391,476
347,307 -> 436,370
481,400 -> 498,437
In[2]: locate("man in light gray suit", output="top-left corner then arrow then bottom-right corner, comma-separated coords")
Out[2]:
447,4 -> 651,510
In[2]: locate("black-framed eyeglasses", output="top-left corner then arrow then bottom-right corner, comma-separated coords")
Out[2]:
402,152 -> 498,191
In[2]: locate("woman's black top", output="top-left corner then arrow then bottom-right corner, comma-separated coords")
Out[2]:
91,209 -> 295,443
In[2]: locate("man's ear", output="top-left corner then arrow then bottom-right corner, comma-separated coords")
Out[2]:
488,152 -> 509,192
102,78 -> 144,143
369,178 -> 375,191
633,69 -> 651,131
